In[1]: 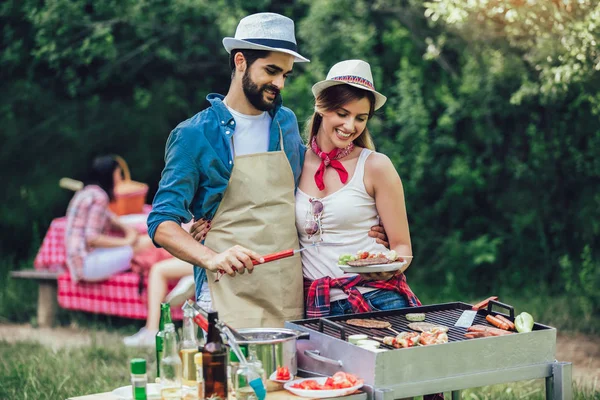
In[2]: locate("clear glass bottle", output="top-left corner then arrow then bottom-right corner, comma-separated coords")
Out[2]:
130,358 -> 148,400
180,306 -> 199,388
234,359 -> 266,400
156,303 -> 172,378
160,323 -> 182,399
228,346 -> 248,397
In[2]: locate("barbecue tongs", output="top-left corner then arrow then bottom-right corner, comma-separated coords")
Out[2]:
215,241 -> 338,282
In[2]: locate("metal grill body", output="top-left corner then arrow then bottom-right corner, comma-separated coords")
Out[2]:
285,302 -> 573,399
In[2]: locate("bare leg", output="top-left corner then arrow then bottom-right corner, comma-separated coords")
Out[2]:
146,258 -> 194,331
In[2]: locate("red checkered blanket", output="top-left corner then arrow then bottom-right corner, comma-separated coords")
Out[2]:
34,209 -> 185,320
58,272 -> 183,320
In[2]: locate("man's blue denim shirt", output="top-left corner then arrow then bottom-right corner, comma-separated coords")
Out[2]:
147,93 -> 305,297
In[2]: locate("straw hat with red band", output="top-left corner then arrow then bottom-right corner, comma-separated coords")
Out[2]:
312,60 -> 387,110
223,13 -> 309,63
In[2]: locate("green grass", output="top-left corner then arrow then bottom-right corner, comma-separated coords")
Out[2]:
0,340 -> 598,400
0,340 -> 156,400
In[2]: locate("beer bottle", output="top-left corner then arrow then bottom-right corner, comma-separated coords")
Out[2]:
202,312 -> 227,400
156,302 -> 172,378
180,305 -> 199,388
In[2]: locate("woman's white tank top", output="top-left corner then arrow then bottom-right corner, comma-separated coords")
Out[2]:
295,148 -> 388,302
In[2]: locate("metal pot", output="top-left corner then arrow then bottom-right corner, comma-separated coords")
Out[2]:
235,328 -> 309,378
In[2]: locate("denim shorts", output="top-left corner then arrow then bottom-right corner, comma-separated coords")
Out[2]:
329,289 -> 409,316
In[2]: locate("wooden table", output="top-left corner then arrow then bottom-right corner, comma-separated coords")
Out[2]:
68,389 -> 367,400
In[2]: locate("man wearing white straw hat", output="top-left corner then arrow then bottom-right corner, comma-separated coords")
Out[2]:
147,12 -> 310,328
148,13 -> 386,328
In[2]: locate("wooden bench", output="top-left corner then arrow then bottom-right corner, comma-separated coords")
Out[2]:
10,269 -> 61,328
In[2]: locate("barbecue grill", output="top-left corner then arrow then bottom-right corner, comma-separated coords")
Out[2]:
285,301 -> 573,399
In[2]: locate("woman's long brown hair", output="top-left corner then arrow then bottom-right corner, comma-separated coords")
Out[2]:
305,84 -> 376,150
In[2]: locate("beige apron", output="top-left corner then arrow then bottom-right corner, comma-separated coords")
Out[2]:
204,126 -> 304,328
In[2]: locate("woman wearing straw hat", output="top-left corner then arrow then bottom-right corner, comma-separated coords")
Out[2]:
297,60 -> 422,317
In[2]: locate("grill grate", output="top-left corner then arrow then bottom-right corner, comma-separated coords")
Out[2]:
292,302 -> 545,350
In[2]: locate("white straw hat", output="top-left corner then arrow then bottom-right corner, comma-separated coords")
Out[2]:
312,60 -> 387,110
223,13 -> 309,63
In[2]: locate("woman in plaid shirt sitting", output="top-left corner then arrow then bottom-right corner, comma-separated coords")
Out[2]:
64,155 -> 154,282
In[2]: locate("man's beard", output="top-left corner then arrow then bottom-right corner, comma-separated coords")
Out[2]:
242,69 -> 279,111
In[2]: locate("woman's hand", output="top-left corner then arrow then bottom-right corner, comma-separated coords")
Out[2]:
123,226 -> 139,246
368,222 -> 389,248
190,218 -> 211,241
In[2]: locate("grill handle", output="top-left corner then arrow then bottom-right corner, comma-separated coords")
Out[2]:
318,319 -> 346,340
487,299 -> 515,319
304,350 -> 344,367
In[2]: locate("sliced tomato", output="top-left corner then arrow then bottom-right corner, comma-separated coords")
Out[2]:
275,366 -> 291,381
358,251 -> 369,259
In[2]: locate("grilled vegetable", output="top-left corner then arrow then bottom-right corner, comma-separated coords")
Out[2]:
338,254 -> 357,265
515,312 -> 534,333
486,315 -> 511,330
405,313 -> 426,322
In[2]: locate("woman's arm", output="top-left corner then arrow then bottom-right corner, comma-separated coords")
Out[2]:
365,152 -> 413,274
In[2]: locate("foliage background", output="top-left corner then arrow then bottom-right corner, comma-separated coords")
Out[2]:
1,0 -> 599,327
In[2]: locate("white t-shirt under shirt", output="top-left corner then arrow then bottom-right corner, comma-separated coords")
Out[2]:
225,103 -> 271,156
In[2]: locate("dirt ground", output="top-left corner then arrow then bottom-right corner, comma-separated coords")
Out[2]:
0,323 -> 598,388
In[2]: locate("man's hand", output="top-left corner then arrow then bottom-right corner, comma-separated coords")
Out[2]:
205,245 -> 264,277
190,218 -> 211,241
368,223 -> 389,248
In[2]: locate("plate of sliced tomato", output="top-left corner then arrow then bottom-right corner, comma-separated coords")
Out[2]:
284,372 -> 363,398
270,366 -> 294,383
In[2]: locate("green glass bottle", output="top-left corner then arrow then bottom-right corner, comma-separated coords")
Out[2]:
155,302 -> 172,378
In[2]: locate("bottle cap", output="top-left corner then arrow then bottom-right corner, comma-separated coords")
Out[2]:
130,358 -> 147,374
229,345 -> 248,362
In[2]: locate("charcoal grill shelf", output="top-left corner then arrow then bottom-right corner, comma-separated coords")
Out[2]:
286,301 -> 572,400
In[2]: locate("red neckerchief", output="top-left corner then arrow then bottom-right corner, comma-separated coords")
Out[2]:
311,136 -> 354,191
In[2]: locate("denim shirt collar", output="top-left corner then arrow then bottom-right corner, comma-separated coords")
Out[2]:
206,93 -> 283,125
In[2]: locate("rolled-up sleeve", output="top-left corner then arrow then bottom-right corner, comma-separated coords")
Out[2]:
147,127 -> 199,243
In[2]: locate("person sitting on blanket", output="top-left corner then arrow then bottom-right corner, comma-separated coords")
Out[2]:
123,223 -> 211,347
65,155 -> 155,282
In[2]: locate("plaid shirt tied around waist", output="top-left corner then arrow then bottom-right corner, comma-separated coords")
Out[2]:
304,273 -> 421,318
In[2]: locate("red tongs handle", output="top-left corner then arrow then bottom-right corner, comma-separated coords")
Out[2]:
216,249 -> 295,282
252,249 -> 295,265
472,296 -> 498,311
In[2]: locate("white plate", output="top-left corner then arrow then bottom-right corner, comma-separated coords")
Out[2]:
111,383 -> 161,400
269,369 -> 295,383
284,377 -> 363,398
338,260 -> 408,273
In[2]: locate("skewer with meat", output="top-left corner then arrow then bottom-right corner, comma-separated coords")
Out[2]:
379,332 -> 420,348
419,327 -> 449,345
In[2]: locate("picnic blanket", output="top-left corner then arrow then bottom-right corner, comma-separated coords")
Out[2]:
34,207 -> 185,320
58,272 -> 184,320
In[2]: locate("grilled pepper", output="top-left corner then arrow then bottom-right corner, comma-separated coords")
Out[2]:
515,312 -> 534,333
